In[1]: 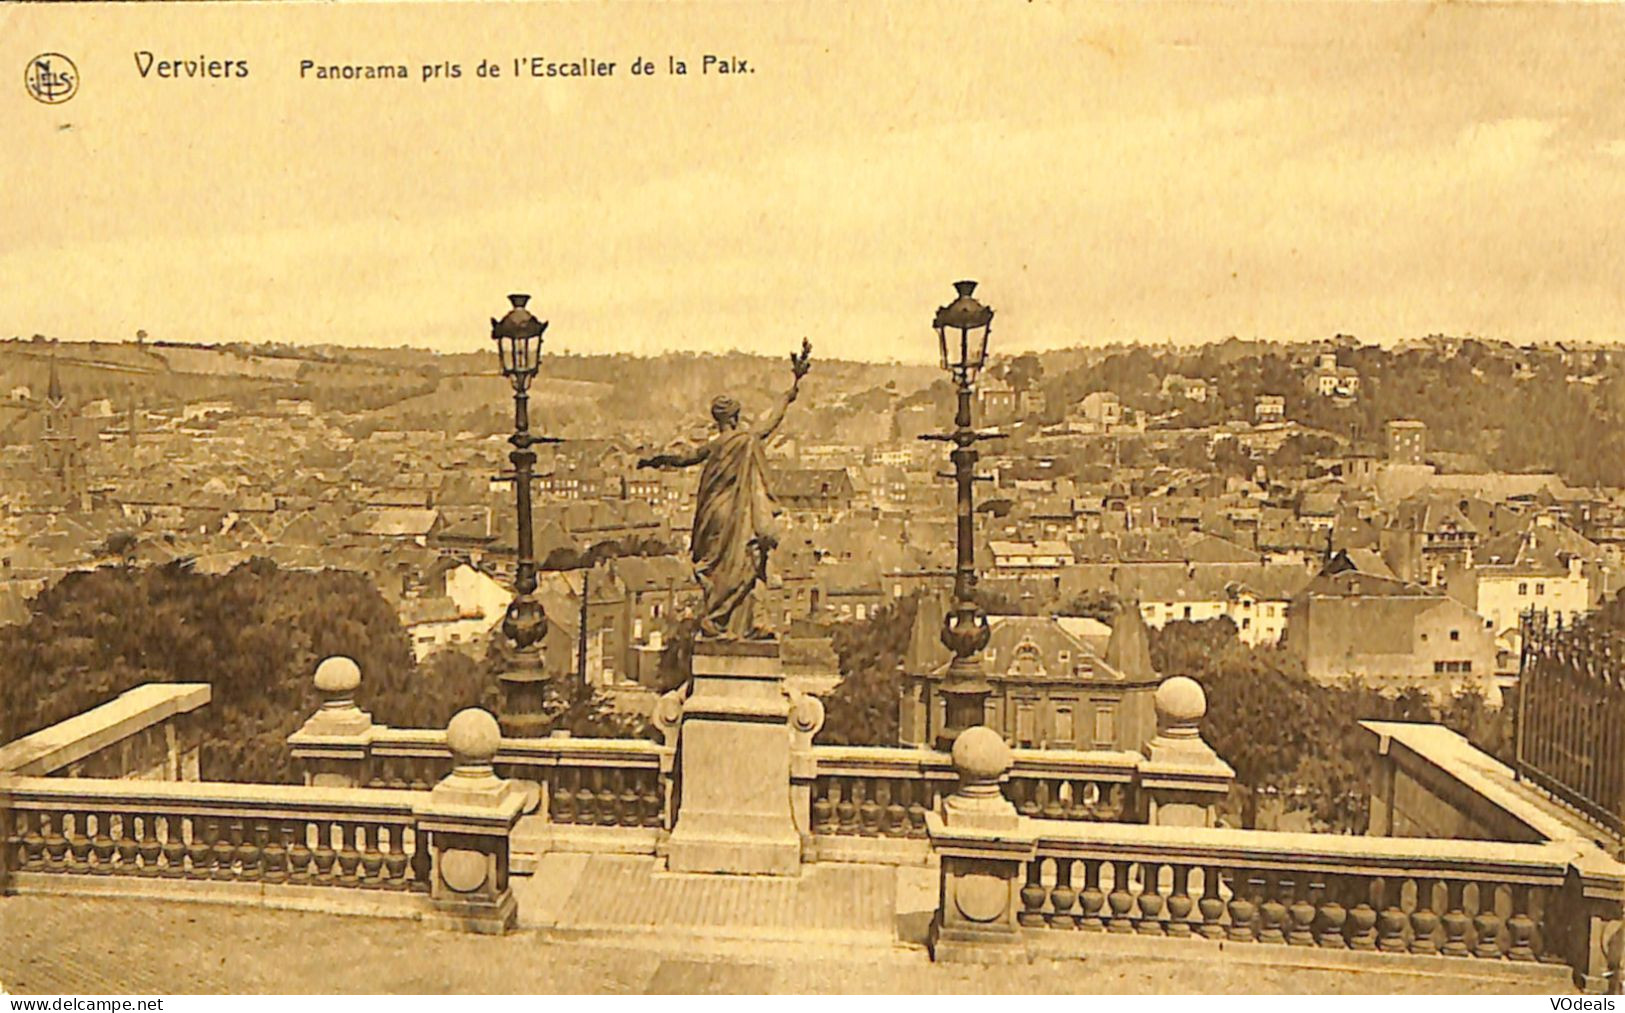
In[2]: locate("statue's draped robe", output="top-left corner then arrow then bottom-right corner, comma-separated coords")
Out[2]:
690,427 -> 780,636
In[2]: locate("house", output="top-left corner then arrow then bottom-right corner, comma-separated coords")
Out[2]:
1286,570 -> 1497,698
1385,420 -> 1427,465
1254,395 -> 1286,425
987,540 -> 1075,576
977,374 -> 1017,420
899,598 -> 1159,753
1161,375 -> 1213,403
1380,496 -> 1479,586
1447,528 -> 1590,675
769,468 -> 855,518
1060,562 -> 1312,646
1306,352 -> 1360,400
1074,391 -> 1123,430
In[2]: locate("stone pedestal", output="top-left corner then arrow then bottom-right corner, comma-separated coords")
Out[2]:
1138,676 -> 1234,828
927,727 -> 1034,964
286,657 -> 375,788
666,640 -> 802,876
416,709 -> 526,934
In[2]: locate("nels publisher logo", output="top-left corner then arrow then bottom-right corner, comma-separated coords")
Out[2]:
25,52 -> 78,104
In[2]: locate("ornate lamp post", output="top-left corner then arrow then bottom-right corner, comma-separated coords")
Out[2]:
491,293 -> 560,737
921,280 -> 999,752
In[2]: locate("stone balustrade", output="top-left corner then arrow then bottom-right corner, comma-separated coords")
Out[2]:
807,746 -> 1143,839
0,683 -> 211,780
926,721 -> 1625,992
4,706 -> 527,933
1,776 -> 430,902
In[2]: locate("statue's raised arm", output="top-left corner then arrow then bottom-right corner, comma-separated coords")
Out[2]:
757,338 -> 812,441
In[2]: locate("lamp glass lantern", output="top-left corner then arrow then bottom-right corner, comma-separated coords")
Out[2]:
491,293 -> 548,389
933,280 -> 995,386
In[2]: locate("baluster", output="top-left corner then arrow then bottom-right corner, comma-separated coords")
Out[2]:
337,823 -> 363,886
859,781 -> 882,836
1015,780 -> 1041,819
1078,859 -> 1106,932
212,820 -> 239,881
1059,781 -> 1081,821
90,812 -> 115,876
409,826 -> 431,893
263,823 -> 289,885
1257,872 -> 1287,945
312,822 -> 338,884
136,814 -> 161,877
1408,877 -> 1440,955
1506,884 -> 1537,962
1440,879 -> 1471,957
619,771 -> 640,829
112,813 -> 138,875
884,781 -> 908,838
640,773 -> 663,829
552,771 -> 576,824
811,779 -> 836,834
1315,875 -> 1348,949
238,822 -> 266,882
1042,781 -> 1065,821
383,826 -> 409,890
1473,881 -> 1506,959
386,757 -> 408,790
360,823 -> 385,888
67,813 -> 93,872
1019,859 -> 1048,928
1286,875 -> 1317,947
906,781 -> 929,838
575,769 -> 596,826
1164,865 -> 1193,938
837,779 -> 859,836
1197,866 -> 1227,940
1347,877 -> 1379,951
22,811 -> 46,871
1050,858 -> 1078,929
1106,860 -> 1136,934
1226,869 -> 1259,942
1377,877 -> 1409,953
43,812 -> 68,872
287,822 -> 312,885
409,758 -> 432,792
188,817 -> 216,880
1135,863 -> 1166,935
594,770 -> 618,828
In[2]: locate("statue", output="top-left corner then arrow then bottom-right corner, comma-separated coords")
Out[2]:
638,340 -> 812,640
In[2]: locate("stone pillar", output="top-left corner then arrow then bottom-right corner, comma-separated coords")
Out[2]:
926,726 -> 1035,964
787,690 -> 826,857
415,708 -> 526,934
1136,676 -> 1234,828
1553,848 -> 1625,994
666,640 -> 801,875
286,656 -> 375,788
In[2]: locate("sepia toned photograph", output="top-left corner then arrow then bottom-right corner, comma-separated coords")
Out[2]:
3,0 -> 1625,998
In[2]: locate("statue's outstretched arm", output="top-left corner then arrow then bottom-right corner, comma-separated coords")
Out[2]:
758,338 -> 812,441
637,444 -> 710,470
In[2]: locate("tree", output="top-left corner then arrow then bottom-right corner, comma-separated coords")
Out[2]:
819,596 -> 918,746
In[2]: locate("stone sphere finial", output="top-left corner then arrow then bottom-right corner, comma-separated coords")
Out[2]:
447,708 -> 502,769
1155,675 -> 1207,731
313,656 -> 361,704
952,725 -> 1013,786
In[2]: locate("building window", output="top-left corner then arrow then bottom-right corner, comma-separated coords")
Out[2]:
1535,583 -> 1545,595
1053,707 -> 1074,745
1093,705 -> 1117,747
1449,629 -> 1460,642
1016,704 -> 1036,748
1433,660 -> 1473,674
1242,617 -> 1251,630
1183,606 -> 1192,620
1518,582 -> 1528,595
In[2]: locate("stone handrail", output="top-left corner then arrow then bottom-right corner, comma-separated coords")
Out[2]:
930,811 -> 1625,990
359,728 -> 670,831
0,683 -> 211,779
2,774 -> 432,895
806,744 -> 1149,838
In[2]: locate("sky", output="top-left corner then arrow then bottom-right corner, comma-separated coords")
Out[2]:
4,1 -> 1625,360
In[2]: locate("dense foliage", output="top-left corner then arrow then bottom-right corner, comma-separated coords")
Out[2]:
1149,618 -> 1513,832
0,560 -> 643,782
818,596 -> 918,746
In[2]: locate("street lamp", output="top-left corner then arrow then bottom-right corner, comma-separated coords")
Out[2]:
491,293 -> 560,738
921,280 -> 999,752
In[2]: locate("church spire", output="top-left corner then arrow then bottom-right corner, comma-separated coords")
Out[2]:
45,346 -> 64,406
1104,595 -> 1158,681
